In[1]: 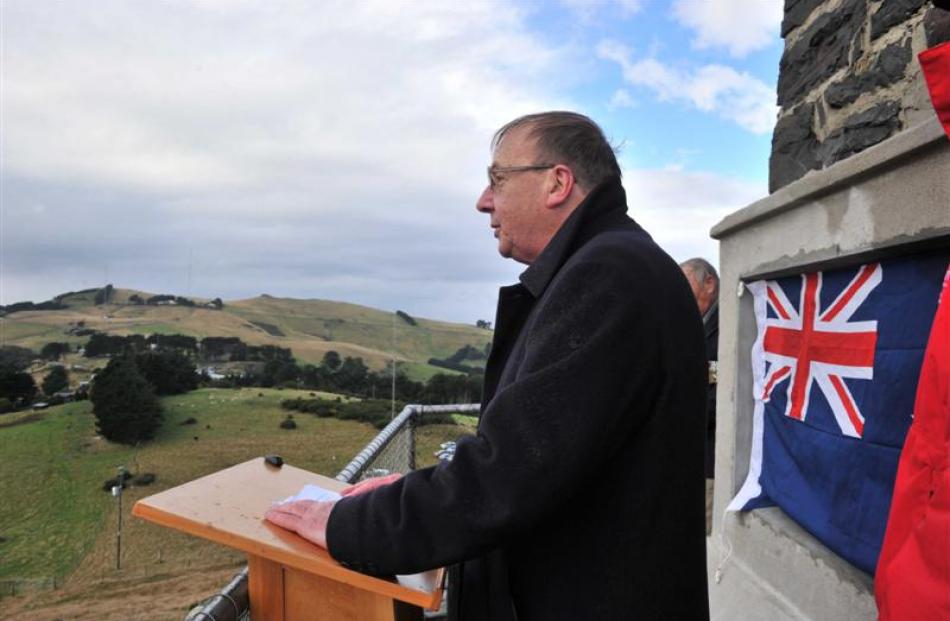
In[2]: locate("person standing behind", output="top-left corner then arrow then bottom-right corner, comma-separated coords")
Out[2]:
681,257 -> 719,534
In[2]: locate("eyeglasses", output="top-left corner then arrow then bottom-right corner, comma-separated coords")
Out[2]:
487,164 -> 555,190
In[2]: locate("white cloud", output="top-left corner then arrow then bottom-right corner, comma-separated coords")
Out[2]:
597,40 -> 777,134
1,0 -> 574,321
672,0 -> 782,58
621,164 -> 766,266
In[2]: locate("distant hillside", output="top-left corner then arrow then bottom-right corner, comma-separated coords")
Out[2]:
0,286 -> 492,379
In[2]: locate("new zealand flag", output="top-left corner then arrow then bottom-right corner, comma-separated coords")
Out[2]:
729,252 -> 949,573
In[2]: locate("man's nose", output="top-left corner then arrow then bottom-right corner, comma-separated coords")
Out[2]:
476,186 -> 493,213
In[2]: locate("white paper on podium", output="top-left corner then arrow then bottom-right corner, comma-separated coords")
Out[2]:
278,483 -> 342,504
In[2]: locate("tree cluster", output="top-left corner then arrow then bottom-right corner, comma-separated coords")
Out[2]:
90,349 -> 199,444
41,342 -> 72,361
396,310 -> 417,326
0,346 -> 38,408
94,284 -> 115,305
281,397 -> 455,429
0,300 -> 68,315
427,344 -> 489,374
199,337 -> 291,362
84,333 -> 147,357
42,366 -> 69,396
236,348 -> 484,405
81,333 -> 289,363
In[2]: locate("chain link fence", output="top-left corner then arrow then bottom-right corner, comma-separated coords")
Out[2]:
187,402 -> 479,621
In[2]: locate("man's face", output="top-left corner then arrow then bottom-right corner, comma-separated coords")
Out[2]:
682,266 -> 715,315
475,127 -> 550,264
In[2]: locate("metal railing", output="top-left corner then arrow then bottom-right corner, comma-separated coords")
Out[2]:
185,403 -> 479,621
336,404 -> 479,483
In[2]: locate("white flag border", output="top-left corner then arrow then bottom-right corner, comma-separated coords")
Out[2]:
727,280 -> 769,511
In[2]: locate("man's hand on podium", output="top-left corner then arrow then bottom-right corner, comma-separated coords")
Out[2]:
265,500 -> 336,548
264,473 -> 403,549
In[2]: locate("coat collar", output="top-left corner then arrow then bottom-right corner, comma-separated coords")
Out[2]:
519,176 -> 629,298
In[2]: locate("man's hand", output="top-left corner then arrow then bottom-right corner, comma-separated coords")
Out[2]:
264,500 -> 336,548
341,473 -> 402,497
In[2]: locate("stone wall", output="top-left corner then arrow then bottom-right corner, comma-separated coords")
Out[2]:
770,0 -> 950,192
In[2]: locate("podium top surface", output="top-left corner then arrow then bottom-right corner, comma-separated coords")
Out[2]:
132,457 -> 442,609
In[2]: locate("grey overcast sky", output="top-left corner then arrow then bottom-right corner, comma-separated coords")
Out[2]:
1,0 -> 781,323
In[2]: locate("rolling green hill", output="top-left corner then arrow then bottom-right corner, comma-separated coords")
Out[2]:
0,287 -> 492,381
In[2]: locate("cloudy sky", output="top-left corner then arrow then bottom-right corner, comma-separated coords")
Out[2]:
2,0 -> 782,323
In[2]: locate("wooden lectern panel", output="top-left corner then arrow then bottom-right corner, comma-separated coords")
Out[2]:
132,458 -> 443,611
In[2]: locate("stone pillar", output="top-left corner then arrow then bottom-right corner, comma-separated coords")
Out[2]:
770,0 -> 950,192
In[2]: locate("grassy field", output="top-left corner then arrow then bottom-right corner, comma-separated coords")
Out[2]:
0,388 -> 473,620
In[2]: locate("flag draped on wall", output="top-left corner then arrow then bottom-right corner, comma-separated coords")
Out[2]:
875,263 -> 950,619
728,253 -> 949,574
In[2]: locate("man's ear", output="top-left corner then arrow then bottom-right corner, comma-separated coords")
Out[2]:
545,164 -> 576,208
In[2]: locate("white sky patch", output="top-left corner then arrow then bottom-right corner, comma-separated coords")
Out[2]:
559,0 -> 644,21
621,161 -> 766,267
608,89 -> 638,110
597,40 -> 777,134
672,0 -> 783,58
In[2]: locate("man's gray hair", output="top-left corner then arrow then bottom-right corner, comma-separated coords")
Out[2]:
681,258 -> 720,295
492,111 -> 622,191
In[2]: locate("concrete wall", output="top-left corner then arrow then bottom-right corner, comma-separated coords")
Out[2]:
771,0 -> 950,192
708,117 -> 950,620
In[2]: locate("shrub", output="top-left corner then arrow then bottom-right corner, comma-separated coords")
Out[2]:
279,416 -> 297,430
132,473 -> 156,486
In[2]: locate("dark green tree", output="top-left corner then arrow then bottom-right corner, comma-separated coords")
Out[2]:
40,342 -> 71,361
337,357 -> 369,393
322,350 -> 342,372
0,365 -> 37,405
42,366 -> 69,395
91,356 -> 163,444
135,350 -> 198,395
0,346 -> 35,370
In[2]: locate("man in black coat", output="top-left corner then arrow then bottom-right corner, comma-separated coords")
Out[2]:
266,112 -> 710,620
681,257 -> 720,535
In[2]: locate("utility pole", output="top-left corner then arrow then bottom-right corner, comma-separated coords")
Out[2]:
113,465 -> 126,571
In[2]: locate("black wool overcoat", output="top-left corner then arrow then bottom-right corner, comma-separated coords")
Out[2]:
327,178 -> 710,620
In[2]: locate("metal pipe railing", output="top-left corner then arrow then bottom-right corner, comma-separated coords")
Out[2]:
334,404 -> 479,483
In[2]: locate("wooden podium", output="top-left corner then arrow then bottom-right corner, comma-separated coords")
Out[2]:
132,458 -> 443,621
